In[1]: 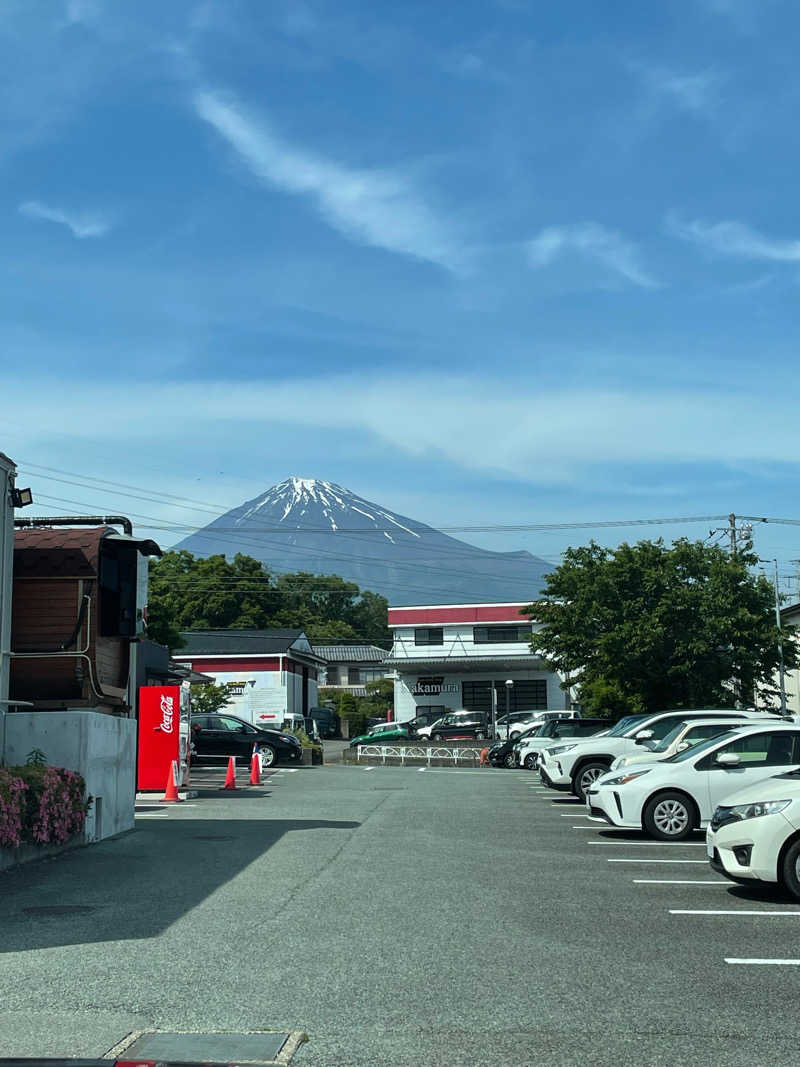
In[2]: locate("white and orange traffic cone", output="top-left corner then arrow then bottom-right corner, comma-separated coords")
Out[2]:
250,743 -> 261,786
162,760 -> 183,803
221,756 -> 237,790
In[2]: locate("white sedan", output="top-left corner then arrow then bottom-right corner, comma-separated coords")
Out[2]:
586,723 -> 800,840
608,717 -> 774,770
706,770 -> 800,896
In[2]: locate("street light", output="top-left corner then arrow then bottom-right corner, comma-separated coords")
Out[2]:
505,679 -> 514,741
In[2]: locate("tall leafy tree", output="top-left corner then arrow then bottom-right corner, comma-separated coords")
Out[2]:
526,538 -> 796,717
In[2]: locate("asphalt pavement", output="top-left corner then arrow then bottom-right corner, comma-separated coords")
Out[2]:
1,762 -> 799,1066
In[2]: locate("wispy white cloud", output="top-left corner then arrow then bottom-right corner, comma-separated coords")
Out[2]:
528,223 -> 657,288
5,373 -> 791,487
644,67 -> 720,116
193,89 -> 464,272
19,200 -> 112,239
668,215 -> 800,261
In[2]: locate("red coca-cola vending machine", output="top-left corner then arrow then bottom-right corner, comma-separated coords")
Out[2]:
137,684 -> 190,790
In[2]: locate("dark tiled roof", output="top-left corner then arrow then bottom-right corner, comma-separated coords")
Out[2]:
178,629 -> 306,655
312,644 -> 389,663
14,527 -> 110,578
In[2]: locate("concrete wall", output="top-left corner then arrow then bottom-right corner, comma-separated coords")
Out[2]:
390,622 -> 542,662
5,711 -> 136,841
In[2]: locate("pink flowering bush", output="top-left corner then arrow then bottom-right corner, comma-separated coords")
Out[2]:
0,765 -> 89,849
0,769 -> 26,848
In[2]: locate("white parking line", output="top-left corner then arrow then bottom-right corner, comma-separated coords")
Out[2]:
725,959 -> 800,965
634,879 -> 725,885
562,813 -> 591,817
587,839 -> 706,846
670,909 -> 800,916
135,812 -> 169,818
608,858 -> 708,864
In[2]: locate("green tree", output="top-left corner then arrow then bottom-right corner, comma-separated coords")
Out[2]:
526,538 -> 796,717
147,550 -> 390,650
189,683 -> 237,716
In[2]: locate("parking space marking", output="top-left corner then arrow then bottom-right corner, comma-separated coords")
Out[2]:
135,812 -> 169,818
562,813 -> 591,817
634,879 -> 725,885
608,858 -> 708,864
725,959 -> 800,965
587,839 -> 706,846
670,909 -> 800,916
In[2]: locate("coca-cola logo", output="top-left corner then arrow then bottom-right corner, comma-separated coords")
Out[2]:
160,694 -> 174,733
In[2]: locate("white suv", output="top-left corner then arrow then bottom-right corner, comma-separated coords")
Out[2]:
538,709 -> 773,802
587,723 -> 800,840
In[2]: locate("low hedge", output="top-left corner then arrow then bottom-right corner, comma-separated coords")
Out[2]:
0,763 -> 90,850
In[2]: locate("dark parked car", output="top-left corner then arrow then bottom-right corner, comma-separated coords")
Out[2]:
308,706 -> 341,738
190,713 -> 303,768
428,710 -> 489,742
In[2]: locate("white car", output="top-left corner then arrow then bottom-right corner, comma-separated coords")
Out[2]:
706,769 -> 800,896
516,719 -> 613,769
608,717 -> 776,770
586,723 -> 800,840
538,709 -> 774,801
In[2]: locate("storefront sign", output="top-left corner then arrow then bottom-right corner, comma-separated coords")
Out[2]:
412,676 -> 459,696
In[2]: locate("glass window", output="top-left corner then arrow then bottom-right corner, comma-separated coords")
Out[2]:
713,731 -> 800,766
348,667 -> 361,684
473,626 -> 532,644
415,628 -> 443,646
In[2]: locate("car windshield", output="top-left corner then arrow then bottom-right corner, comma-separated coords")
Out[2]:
662,729 -> 740,763
608,714 -> 650,738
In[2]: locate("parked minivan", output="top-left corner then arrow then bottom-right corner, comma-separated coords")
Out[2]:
308,706 -> 341,738
427,710 -> 490,742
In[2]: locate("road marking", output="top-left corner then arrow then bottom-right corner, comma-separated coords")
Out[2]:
562,813 -> 591,817
608,858 -> 707,864
671,909 -> 800,916
588,839 -> 706,846
725,959 -> 800,965
634,879 -> 726,885
135,812 -> 169,818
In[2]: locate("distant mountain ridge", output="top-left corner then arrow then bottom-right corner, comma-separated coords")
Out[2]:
175,477 -> 551,606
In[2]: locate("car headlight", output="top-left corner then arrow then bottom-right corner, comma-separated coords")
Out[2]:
600,769 -> 652,787
279,734 -> 301,745
716,799 -> 791,823
548,744 -> 577,756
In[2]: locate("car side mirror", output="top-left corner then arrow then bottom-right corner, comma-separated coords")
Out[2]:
634,729 -> 654,744
716,752 -> 741,767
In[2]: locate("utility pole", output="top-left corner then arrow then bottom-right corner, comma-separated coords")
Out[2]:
773,559 -> 788,716
729,513 -> 737,557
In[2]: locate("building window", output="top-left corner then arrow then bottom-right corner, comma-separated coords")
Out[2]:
473,626 -> 532,644
462,679 -> 547,714
348,667 -> 361,685
414,628 -> 443,646
360,668 -> 386,683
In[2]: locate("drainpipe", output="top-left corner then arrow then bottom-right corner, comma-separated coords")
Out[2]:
14,515 -> 133,535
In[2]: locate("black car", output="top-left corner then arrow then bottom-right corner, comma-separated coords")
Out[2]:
428,710 -> 489,742
488,723 -> 544,767
190,713 -> 303,768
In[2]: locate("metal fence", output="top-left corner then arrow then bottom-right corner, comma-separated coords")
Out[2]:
355,744 -> 485,766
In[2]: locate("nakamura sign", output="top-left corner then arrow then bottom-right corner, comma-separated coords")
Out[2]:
411,676 -> 459,696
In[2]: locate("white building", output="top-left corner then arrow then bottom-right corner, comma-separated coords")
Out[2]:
386,602 -> 570,723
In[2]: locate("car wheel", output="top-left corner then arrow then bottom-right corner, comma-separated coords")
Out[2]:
503,752 -> 515,768
524,754 -> 537,769
260,745 -> 277,768
780,838 -> 800,900
432,733 -> 442,741
643,791 -> 696,841
476,731 -> 485,740
571,761 -> 610,802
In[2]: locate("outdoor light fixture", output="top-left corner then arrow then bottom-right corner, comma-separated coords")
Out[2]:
10,487 -> 33,508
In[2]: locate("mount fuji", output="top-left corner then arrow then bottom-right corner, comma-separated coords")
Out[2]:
175,477 -> 551,606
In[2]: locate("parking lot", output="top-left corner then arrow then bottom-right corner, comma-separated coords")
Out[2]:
3,760 -> 800,1066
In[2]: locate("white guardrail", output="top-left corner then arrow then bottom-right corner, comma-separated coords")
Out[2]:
355,745 -> 485,765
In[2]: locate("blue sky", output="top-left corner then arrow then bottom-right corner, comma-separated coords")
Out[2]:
4,0 -> 800,593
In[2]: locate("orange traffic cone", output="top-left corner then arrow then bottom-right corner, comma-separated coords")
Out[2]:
221,756 -> 237,790
162,760 -> 182,803
250,747 -> 261,786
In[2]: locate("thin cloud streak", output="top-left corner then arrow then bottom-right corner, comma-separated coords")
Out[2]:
18,200 -> 111,239
193,89 -> 464,272
669,215 -> 800,261
5,374 -> 793,486
528,223 -> 658,288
